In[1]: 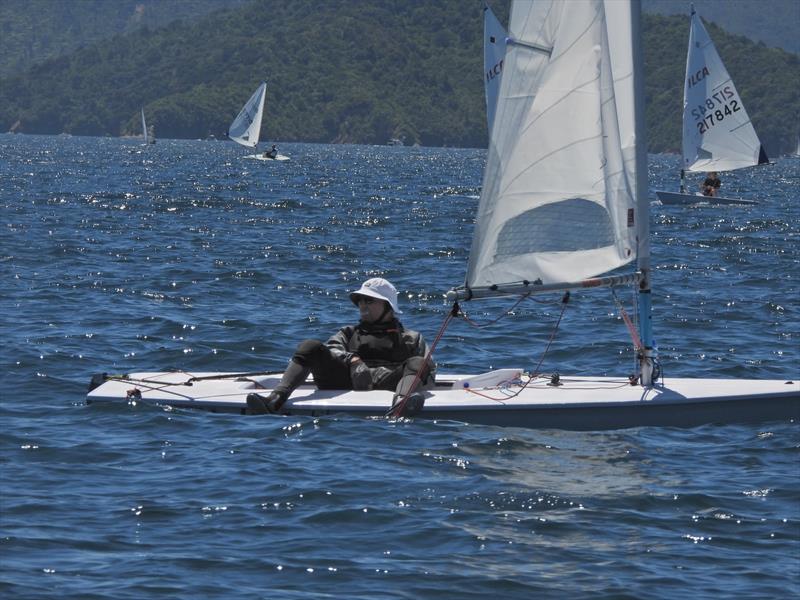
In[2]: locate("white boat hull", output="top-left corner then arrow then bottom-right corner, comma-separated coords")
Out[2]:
655,190 -> 757,206
87,371 -> 799,430
244,153 -> 290,162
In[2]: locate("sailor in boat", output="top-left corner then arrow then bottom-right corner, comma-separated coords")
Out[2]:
246,278 -> 435,415
701,171 -> 721,197
263,144 -> 278,159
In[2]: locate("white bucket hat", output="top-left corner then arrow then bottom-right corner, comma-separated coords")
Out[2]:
350,277 -> 402,314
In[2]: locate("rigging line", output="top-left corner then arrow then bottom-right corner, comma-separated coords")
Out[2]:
112,378 -> 200,402
387,304 -> 457,418
528,291 -> 570,379
459,293 -> 532,329
464,291 -> 571,402
466,377 -> 635,403
610,286 -> 642,350
465,384 -> 527,403
108,371 -> 278,388
105,370 -> 214,393
631,282 -> 640,374
186,371 -> 278,383
106,374 -> 191,389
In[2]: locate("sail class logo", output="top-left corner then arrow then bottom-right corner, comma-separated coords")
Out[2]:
486,59 -> 503,83
687,65 -> 710,88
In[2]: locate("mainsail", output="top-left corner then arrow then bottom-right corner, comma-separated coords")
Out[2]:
464,0 -> 640,292
483,3 -> 507,133
141,108 -> 148,145
682,8 -> 768,172
228,82 -> 267,148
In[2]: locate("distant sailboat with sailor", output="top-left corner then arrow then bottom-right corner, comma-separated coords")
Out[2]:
655,6 -> 769,206
228,82 -> 289,162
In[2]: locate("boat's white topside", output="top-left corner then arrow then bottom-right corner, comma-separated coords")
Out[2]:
655,190 -> 757,206
87,370 -> 799,410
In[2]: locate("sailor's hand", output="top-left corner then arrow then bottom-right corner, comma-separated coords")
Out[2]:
350,358 -> 373,391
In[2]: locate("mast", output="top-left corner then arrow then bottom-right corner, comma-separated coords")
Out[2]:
631,0 -> 655,386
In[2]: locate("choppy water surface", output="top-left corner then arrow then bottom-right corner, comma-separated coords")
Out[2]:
1,134 -> 798,599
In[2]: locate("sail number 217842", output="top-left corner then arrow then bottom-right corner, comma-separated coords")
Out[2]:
690,85 -> 741,135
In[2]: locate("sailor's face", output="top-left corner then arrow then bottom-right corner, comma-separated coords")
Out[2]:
355,296 -> 385,322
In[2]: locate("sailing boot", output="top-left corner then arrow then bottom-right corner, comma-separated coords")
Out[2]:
246,391 -> 288,415
265,390 -> 289,413
246,393 -> 269,415
392,392 -> 425,417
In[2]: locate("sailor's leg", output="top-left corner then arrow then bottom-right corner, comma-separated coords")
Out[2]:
248,339 -> 342,415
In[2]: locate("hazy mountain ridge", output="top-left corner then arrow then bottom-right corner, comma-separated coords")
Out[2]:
0,0 -> 248,78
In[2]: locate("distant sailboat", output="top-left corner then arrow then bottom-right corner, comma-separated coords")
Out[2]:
483,2 -> 507,133
656,6 -> 768,206
141,108 -> 155,145
228,82 -> 289,161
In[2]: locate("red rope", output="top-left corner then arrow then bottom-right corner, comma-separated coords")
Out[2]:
388,304 -> 457,417
610,287 -> 642,351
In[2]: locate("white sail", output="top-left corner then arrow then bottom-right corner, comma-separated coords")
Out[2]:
228,82 -> 267,149
483,3 -> 507,133
141,108 -> 148,145
605,0 -> 649,270
465,0 -> 638,291
682,9 -> 767,172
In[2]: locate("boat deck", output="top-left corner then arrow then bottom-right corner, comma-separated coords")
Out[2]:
87,371 -> 800,430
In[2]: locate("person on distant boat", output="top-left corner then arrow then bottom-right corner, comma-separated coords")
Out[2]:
246,278 -> 435,416
701,171 -> 721,197
263,144 -> 278,159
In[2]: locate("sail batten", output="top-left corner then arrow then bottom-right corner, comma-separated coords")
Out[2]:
465,0 -> 639,292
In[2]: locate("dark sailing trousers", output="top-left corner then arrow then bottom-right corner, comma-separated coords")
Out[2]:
273,339 -> 432,399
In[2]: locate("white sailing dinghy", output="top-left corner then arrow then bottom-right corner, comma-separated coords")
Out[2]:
483,2 -> 507,133
228,81 -> 289,161
655,6 -> 769,206
87,0 -> 798,429
141,108 -> 155,145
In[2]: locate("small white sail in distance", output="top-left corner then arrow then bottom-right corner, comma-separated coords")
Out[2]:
141,108 -> 148,145
228,82 -> 267,148
466,0 -> 639,291
682,8 -> 768,172
483,3 -> 507,134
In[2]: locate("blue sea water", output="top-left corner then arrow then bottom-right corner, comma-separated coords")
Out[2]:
1,134 -> 798,599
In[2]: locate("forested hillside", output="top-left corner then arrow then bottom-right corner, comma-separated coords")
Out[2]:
643,0 -> 800,54
1,0 -> 798,154
0,0 -> 248,77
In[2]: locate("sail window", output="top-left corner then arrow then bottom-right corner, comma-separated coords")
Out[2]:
494,198 -> 614,257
